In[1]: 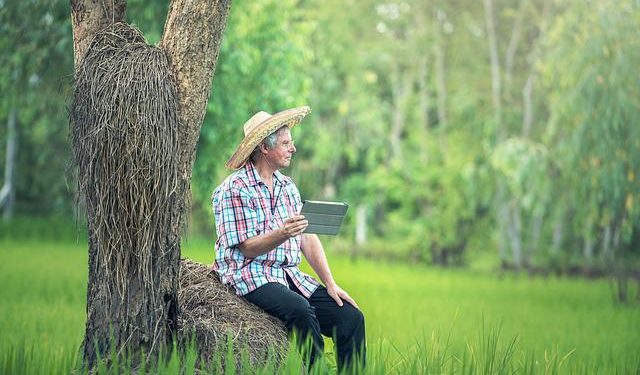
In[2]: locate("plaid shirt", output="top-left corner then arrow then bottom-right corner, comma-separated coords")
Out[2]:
211,161 -> 320,297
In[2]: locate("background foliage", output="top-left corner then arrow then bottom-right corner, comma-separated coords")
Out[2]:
1,0 -> 639,274
1,1 -> 639,373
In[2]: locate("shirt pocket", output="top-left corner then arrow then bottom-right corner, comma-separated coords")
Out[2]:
253,198 -> 269,233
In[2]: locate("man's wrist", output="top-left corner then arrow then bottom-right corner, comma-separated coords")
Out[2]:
276,227 -> 290,241
325,279 -> 337,289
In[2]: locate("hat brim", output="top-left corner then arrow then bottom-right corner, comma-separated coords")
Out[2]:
225,106 -> 311,169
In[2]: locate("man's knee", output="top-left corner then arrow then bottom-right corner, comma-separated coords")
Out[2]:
286,299 -> 324,357
337,306 -> 365,340
286,300 -> 317,325
352,307 -> 365,326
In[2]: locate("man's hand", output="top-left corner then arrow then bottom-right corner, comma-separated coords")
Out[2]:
281,215 -> 308,238
327,283 -> 360,309
239,215 -> 307,257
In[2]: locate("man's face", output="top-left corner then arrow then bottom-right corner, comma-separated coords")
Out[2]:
264,127 -> 296,169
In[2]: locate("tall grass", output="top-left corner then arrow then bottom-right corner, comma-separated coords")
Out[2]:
3,328 -> 619,374
1,239 -> 639,374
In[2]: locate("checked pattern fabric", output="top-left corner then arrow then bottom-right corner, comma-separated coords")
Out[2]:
211,161 -> 320,297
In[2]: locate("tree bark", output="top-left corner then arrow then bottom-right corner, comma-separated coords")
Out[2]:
160,0 -> 232,185
70,0 -> 127,69
71,0 -> 231,368
70,5 -> 129,366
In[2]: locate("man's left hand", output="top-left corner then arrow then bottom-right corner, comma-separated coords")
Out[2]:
326,283 -> 360,309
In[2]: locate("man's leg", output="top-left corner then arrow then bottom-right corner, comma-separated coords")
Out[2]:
292,284 -> 366,372
244,282 -> 324,366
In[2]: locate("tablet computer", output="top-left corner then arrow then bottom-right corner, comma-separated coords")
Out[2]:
300,200 -> 349,235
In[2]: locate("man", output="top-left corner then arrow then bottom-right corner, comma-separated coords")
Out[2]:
211,106 -> 365,371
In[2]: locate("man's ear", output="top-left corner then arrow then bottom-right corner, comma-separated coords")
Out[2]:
259,142 -> 269,154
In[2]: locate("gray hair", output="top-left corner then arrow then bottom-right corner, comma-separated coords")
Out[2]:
250,126 -> 288,161
263,129 -> 280,149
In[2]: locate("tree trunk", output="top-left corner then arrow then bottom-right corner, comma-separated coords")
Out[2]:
526,213 -> 543,266
0,105 -> 17,221
507,200 -> 523,268
353,203 -> 367,261
521,74 -> 534,137
71,0 -> 231,369
503,0 -> 525,101
497,183 -> 510,265
433,19 -> 447,129
522,0 -> 552,138
416,54 -> 431,167
417,29 -> 430,133
160,0 -> 232,182
389,60 -> 412,162
355,204 -> 367,246
583,234 -> 594,267
602,223 -> 612,263
70,0 -> 127,68
483,0 -> 502,137
418,55 -> 431,130
615,272 -> 628,303
483,0 -> 511,266
552,213 -> 563,255
611,224 -> 628,303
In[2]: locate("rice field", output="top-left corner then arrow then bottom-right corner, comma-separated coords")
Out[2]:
0,238 -> 639,374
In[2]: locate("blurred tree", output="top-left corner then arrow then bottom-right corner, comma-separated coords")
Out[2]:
541,0 -> 640,297
294,0 -> 485,265
0,105 -> 16,220
0,0 -> 74,218
2,0 -> 638,277
483,0 -> 555,268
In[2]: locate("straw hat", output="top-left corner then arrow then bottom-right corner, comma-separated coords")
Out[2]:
226,106 -> 312,169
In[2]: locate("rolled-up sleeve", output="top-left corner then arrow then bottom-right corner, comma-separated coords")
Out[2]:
216,187 -> 259,248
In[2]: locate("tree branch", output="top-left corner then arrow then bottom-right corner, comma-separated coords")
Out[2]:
160,0 -> 232,181
70,0 -> 127,70
504,0 -> 526,98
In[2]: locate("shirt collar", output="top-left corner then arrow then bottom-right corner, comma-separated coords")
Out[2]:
244,161 -> 287,187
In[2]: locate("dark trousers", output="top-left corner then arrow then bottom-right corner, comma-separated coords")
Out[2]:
244,277 -> 366,371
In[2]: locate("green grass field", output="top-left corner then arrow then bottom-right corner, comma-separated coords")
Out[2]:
1,239 -> 639,374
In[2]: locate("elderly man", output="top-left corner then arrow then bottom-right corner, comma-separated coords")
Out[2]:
211,106 -> 365,370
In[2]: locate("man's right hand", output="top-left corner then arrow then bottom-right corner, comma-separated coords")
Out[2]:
239,215 -> 308,258
281,215 -> 308,238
